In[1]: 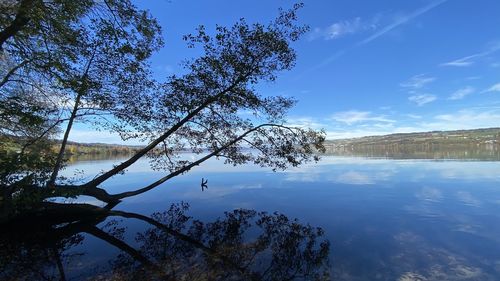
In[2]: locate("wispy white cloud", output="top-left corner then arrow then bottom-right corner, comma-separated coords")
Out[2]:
448,86 -> 475,100
310,2 -> 446,69
329,110 -> 395,125
286,117 -> 326,130
326,19 -> 362,39
408,94 -> 437,106
432,109 -> 500,128
401,75 -> 437,106
325,107 -> 500,140
440,54 -> 483,67
358,0 -> 447,45
400,74 -> 436,89
456,191 -> 481,207
416,187 -> 443,203
309,17 -> 378,41
483,83 -> 500,93
336,171 -> 374,185
440,42 -> 500,67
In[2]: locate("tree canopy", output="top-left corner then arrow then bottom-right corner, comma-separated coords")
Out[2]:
0,1 -> 325,219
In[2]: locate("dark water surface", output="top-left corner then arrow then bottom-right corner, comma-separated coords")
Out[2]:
2,155 -> 500,280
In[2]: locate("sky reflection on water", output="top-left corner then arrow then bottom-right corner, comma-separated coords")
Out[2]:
47,156 -> 500,279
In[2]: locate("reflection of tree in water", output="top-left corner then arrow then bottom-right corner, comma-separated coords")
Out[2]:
324,143 -> 500,160
0,203 -> 330,281
0,221 -> 85,280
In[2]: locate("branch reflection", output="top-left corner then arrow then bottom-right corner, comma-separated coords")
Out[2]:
0,203 -> 330,281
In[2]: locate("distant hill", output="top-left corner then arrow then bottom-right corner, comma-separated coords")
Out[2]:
325,127 -> 500,146
323,128 -> 500,160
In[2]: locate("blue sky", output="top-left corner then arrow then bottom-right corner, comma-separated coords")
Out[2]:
71,0 -> 500,143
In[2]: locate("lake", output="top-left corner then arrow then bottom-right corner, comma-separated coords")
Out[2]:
2,154 -> 500,280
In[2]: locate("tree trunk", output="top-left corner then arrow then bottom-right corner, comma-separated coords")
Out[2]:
82,77 -> 244,189
47,49 -> 96,188
47,92 -> 83,188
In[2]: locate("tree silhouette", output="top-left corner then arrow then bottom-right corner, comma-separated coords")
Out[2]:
0,1 -> 325,219
0,203 -> 331,281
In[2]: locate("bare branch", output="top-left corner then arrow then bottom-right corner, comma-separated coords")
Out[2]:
0,59 -> 32,88
84,226 -> 159,271
48,46 -> 99,187
111,123 -> 285,200
82,74 -> 250,189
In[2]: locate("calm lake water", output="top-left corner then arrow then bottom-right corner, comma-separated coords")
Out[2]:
2,154 -> 500,280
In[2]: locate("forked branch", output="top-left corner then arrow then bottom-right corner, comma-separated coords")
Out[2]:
110,123 -> 292,200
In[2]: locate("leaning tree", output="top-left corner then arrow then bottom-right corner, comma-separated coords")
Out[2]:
0,1 -> 325,220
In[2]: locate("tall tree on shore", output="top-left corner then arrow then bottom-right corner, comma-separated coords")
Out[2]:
1,0 -> 163,189
0,1 -> 325,216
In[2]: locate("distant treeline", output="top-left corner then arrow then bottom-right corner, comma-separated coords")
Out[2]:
0,134 -> 142,158
62,141 -> 142,156
323,127 -> 500,160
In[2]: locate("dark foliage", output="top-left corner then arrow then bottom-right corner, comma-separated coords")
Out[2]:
0,1 -> 325,217
0,203 -> 331,280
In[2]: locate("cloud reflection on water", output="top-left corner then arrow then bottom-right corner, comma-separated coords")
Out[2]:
56,155 -> 500,280
65,156 -> 500,187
